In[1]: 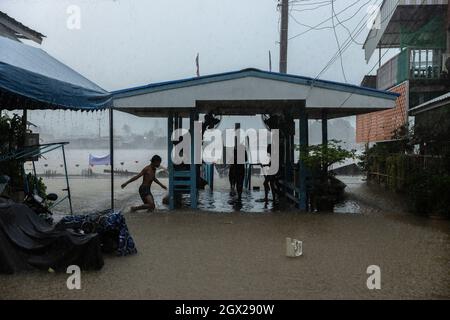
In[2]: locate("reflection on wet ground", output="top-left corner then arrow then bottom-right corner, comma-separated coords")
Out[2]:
178,175 -> 367,214
48,175 -> 384,215
182,190 -> 362,214
48,175 -> 447,229
190,190 -> 291,213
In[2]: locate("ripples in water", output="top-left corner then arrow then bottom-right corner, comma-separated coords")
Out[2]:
178,189 -> 362,214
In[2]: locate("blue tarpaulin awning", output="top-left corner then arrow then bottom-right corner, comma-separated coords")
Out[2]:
0,36 -> 112,110
89,153 -> 111,166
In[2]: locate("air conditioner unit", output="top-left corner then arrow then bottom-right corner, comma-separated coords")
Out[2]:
442,54 -> 450,73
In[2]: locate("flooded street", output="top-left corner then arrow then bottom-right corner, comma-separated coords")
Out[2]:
45,175 -> 380,215
2,0 -> 449,306
1,175 -> 449,299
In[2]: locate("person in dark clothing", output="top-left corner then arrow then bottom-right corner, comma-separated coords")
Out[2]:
234,163 -> 246,200
262,144 -> 279,202
229,164 -> 237,191
229,146 -> 247,201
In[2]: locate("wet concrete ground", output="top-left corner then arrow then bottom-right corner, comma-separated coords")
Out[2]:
1,176 -> 449,299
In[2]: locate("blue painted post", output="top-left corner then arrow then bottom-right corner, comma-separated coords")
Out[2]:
244,163 -> 248,189
282,133 -> 287,194
177,115 -> 182,130
286,118 -> 293,187
168,112 -> 175,210
209,163 -> 214,191
322,110 -> 328,176
245,164 -> 252,190
298,108 -> 308,211
190,110 -> 198,209
291,123 -> 295,164
289,120 -> 295,184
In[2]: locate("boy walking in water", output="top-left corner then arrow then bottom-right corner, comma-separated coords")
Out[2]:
121,155 -> 167,211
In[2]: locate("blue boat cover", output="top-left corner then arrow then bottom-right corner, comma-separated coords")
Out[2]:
0,36 -> 112,110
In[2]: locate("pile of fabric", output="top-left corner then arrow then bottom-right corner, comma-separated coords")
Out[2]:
55,210 -> 137,256
0,199 -> 137,274
0,199 -> 104,274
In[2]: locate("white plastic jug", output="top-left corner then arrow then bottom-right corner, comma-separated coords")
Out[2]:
286,237 -> 303,257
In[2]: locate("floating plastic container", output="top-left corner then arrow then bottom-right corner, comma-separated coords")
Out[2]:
286,237 -> 303,257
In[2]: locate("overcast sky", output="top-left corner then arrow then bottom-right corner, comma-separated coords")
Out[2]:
1,0 -> 393,137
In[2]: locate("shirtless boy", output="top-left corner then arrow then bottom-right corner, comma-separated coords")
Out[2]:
121,155 -> 167,211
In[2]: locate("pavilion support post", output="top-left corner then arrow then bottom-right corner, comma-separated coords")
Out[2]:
109,107 -> 114,211
20,109 -> 27,148
178,115 -> 183,130
285,131 -> 290,177
291,121 -> 295,167
168,112 -> 175,210
62,144 -> 73,215
321,110 -> 328,177
209,163 -> 214,191
189,110 -> 198,209
174,113 -> 179,130
298,108 -> 308,211
286,116 -> 294,185
283,133 -> 288,192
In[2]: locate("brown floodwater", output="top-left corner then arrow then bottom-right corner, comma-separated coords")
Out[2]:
1,176 -> 449,299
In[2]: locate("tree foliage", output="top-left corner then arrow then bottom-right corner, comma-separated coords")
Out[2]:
0,113 -> 25,191
297,139 -> 356,172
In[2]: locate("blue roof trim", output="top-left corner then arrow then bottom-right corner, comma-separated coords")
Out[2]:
112,68 -> 400,101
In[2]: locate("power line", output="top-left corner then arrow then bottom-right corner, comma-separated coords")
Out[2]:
331,0 -> 376,45
290,0 -> 331,7
301,0 -> 383,102
288,0 -> 366,40
315,4 -> 375,81
334,0 -> 430,108
314,0 -> 407,82
290,0 -> 331,5
291,2 -> 330,13
335,48 -> 389,108
289,0 -> 370,32
317,19 -> 368,77
331,0 -> 348,82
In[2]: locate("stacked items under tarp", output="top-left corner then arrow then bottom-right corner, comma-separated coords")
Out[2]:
56,210 -> 137,256
0,199 -> 104,274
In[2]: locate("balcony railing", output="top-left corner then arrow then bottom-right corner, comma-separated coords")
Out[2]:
376,48 -> 444,90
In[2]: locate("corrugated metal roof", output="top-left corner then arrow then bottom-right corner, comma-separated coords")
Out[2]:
0,11 -> 45,43
363,0 -> 448,62
410,92 -> 450,115
113,68 -> 399,101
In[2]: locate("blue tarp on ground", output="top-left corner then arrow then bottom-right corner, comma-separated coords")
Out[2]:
0,36 -> 112,110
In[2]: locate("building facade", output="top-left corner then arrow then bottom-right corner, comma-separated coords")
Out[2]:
356,81 -> 408,142
356,0 -> 450,143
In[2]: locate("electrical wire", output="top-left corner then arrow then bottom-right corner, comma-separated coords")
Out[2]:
331,0 -> 348,82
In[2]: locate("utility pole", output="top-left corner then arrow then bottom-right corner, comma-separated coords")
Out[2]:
447,2 -> 450,54
279,0 -> 289,73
